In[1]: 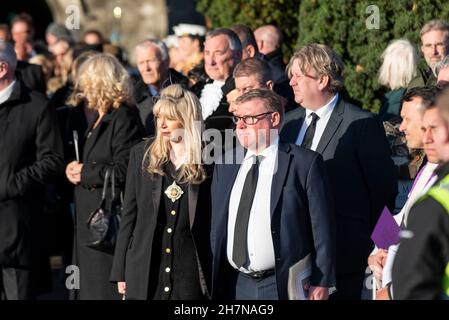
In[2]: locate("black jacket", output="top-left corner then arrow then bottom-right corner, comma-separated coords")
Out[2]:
392,162 -> 449,300
265,48 -> 286,71
281,96 -> 398,275
0,79 -> 64,266
73,104 -> 145,300
16,61 -> 46,94
111,141 -> 213,299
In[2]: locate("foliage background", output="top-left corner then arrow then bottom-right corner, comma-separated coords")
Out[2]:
197,0 -> 449,112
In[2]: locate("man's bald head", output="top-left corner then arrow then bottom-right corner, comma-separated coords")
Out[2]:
254,25 -> 283,56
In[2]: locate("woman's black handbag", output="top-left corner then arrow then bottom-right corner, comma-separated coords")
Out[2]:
86,168 -> 122,254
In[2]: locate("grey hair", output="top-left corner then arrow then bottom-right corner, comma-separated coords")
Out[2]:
436,55 -> 449,75
0,40 -> 17,72
420,20 -> 449,38
206,28 -> 242,53
378,39 -> 418,90
135,38 -> 169,64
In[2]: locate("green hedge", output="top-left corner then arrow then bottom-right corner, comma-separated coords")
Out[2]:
197,0 -> 449,112
197,0 -> 300,65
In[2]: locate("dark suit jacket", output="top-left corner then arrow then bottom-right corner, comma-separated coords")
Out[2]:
110,141 -> 213,299
191,78 -> 234,134
280,97 -> 398,275
210,143 -> 336,300
0,80 -> 64,267
16,61 -> 46,94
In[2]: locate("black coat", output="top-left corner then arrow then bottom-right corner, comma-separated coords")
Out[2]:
111,141 -> 213,300
190,78 -> 234,136
280,97 -> 398,275
73,104 -> 145,300
0,80 -> 64,267
16,61 -> 46,94
265,48 -> 286,71
392,162 -> 449,300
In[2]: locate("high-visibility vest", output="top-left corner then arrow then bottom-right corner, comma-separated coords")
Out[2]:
421,174 -> 449,298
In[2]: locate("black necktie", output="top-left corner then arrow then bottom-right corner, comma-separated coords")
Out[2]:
301,113 -> 320,150
233,156 -> 261,268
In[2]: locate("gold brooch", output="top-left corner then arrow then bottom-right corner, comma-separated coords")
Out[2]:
164,181 -> 184,203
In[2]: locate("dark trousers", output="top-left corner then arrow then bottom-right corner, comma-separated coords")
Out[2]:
235,272 -> 278,300
330,272 -> 365,300
0,267 -> 31,300
219,265 -> 279,300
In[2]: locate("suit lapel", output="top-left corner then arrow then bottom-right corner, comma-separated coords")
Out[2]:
188,184 -> 199,230
152,174 -> 163,216
270,143 -> 292,217
315,97 -> 344,154
280,107 -> 305,143
216,162 -> 241,236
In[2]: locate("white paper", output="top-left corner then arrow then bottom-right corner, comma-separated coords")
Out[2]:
73,130 -> 79,162
288,254 -> 312,300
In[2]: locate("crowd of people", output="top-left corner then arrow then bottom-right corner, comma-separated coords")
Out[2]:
0,12 -> 449,300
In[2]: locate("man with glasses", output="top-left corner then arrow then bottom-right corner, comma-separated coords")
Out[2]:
408,20 -> 449,89
211,88 -> 335,300
281,44 -> 397,299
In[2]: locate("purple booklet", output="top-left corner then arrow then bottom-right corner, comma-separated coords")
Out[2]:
371,206 -> 401,249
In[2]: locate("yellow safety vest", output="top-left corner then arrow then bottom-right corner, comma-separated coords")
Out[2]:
422,175 -> 449,298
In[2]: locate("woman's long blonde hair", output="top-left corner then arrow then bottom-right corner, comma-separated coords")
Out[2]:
144,84 -> 206,184
67,53 -> 134,112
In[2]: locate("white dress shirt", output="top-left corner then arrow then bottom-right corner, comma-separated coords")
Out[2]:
0,79 -> 17,105
227,140 -> 278,272
295,93 -> 339,150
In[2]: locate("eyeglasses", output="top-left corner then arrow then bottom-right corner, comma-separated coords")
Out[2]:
232,112 -> 274,125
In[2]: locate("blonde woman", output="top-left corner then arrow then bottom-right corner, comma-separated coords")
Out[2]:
111,84 -> 212,300
65,53 -> 144,300
378,39 -> 418,121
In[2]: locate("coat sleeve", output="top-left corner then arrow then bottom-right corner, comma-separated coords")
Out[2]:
356,116 -> 398,230
392,198 -> 449,300
2,104 -> 64,201
110,145 -> 140,282
80,109 -> 143,188
306,153 -> 336,287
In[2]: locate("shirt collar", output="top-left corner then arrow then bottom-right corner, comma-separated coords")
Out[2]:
244,137 -> 279,161
213,80 -> 225,88
0,79 -> 17,104
148,84 -> 159,97
305,93 -> 339,119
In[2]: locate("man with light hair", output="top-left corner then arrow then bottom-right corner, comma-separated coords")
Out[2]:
281,43 -> 398,300
134,38 -> 188,136
436,55 -> 449,86
408,20 -> 449,89
254,25 -> 285,70
0,40 -> 64,299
